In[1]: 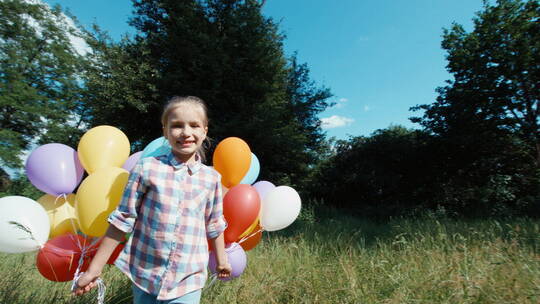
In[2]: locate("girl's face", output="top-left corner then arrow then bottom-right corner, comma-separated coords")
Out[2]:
163,103 -> 208,163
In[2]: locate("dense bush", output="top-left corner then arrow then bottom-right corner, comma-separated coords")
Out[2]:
308,125 -> 539,218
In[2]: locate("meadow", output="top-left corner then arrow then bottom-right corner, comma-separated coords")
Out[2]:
0,204 -> 538,304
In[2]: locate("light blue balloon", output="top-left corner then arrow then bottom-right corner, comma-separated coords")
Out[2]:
142,137 -> 171,157
240,153 -> 260,185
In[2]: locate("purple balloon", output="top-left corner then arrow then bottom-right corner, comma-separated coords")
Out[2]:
253,181 -> 275,201
25,143 -> 84,196
122,151 -> 143,172
208,242 -> 247,281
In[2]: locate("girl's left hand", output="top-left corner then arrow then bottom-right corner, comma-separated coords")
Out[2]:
216,262 -> 232,279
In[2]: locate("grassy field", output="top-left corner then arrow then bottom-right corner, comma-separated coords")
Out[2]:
0,205 -> 539,304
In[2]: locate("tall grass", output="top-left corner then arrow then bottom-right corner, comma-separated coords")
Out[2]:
1,204 -> 538,303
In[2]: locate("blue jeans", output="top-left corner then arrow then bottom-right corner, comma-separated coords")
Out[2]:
132,284 -> 202,304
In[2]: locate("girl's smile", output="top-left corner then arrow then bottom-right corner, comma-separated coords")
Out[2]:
178,140 -> 194,147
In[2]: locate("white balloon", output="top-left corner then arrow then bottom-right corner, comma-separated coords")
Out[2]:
0,196 -> 50,253
260,186 -> 301,231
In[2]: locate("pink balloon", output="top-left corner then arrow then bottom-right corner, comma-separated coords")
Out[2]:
25,143 -> 84,196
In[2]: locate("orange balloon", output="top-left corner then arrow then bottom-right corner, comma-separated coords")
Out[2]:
213,137 -> 251,188
239,229 -> 262,251
223,184 -> 260,243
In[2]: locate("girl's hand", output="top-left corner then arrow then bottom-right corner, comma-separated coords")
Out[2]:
71,225 -> 124,297
72,271 -> 100,296
216,262 -> 232,279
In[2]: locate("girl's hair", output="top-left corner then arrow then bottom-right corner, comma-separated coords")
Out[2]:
161,96 -> 211,163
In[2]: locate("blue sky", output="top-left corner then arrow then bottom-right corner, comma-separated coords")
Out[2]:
43,0 -> 484,140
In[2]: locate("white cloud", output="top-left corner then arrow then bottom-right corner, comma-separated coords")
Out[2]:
357,36 -> 369,43
330,97 -> 349,109
320,115 -> 354,129
355,36 -> 370,45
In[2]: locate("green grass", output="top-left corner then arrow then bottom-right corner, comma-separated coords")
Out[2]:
1,205 -> 539,303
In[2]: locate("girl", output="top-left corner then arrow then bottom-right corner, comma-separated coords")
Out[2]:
74,96 -> 231,304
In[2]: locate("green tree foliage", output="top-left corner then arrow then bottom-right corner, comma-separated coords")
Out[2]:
0,0 -> 88,169
413,0 -> 539,165
83,0 -> 332,187
409,0 -> 539,216
81,28 -> 158,150
310,126 -> 432,218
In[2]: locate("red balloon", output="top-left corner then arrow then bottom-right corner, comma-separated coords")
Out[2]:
223,184 -> 260,243
207,237 -> 215,252
89,234 -> 128,265
107,242 -> 125,265
36,234 -> 99,282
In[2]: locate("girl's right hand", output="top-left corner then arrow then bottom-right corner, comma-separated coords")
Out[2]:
71,225 -> 125,296
72,271 -> 100,296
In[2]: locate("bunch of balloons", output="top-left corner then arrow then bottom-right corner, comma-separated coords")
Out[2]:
0,125 -> 137,282
0,129 -> 301,283
208,137 -> 302,280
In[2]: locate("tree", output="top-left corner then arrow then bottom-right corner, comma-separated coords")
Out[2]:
309,126 -> 432,218
412,0 -> 539,166
286,55 -> 333,163
81,27 -> 158,151
411,0 -> 539,215
83,0 -> 333,188
0,0 -> 88,169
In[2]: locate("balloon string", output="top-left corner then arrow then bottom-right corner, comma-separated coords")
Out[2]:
57,193 -> 92,286
43,247 -> 60,282
238,228 -> 264,244
72,271 -> 106,304
65,193 -> 80,238
204,273 -> 218,290
54,193 -> 84,252
71,236 -> 105,304
54,194 -> 106,303
71,234 -> 101,276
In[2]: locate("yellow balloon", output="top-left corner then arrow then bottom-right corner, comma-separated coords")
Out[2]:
238,217 -> 259,240
75,167 -> 129,237
213,137 -> 251,188
37,194 -> 78,239
78,125 -> 130,174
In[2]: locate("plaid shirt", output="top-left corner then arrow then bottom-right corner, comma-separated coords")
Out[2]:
108,152 -> 227,300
